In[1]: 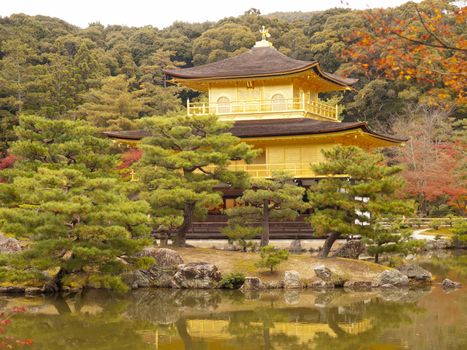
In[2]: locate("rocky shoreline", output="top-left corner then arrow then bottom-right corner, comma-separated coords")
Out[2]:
0,247 -> 462,296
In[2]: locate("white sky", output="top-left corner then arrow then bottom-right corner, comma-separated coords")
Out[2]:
1,0 -> 413,28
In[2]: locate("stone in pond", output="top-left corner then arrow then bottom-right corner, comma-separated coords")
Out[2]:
372,269 -> 409,287
283,270 -> 302,289
172,262 -> 221,289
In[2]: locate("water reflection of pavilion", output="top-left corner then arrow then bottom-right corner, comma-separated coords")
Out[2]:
137,308 -> 374,349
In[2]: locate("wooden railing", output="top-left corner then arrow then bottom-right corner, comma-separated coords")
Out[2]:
204,163 -> 349,178
224,162 -> 314,178
187,98 -> 339,120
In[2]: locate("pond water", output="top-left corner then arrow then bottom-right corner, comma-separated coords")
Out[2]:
2,252 -> 466,350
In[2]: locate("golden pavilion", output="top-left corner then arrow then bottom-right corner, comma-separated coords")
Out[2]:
105,28 -> 404,238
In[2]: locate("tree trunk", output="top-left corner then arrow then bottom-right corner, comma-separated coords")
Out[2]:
319,232 -> 340,258
261,199 -> 270,247
374,252 -> 379,264
174,202 -> 195,247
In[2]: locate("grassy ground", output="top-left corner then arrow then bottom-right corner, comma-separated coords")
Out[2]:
423,227 -> 454,238
172,247 -> 388,283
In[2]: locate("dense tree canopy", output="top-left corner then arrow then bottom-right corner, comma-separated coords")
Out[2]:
0,116 -> 152,291
136,114 -> 257,246
307,146 -> 415,257
0,0 -> 465,216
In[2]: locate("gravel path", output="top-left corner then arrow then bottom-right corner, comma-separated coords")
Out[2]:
411,228 -> 435,241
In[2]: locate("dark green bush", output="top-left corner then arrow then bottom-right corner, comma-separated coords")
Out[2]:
219,272 -> 246,289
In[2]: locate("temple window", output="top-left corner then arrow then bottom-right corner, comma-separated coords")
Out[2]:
217,96 -> 231,113
271,93 -> 286,111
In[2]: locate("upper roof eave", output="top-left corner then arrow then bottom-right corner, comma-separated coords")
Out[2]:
163,46 -> 357,88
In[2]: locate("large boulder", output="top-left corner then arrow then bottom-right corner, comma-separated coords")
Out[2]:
172,262 -> 221,289
397,264 -> 432,284
0,235 -> 21,254
283,270 -> 302,289
313,265 -> 347,287
122,270 -> 151,289
372,269 -> 409,287
240,277 -> 264,291
140,247 -> 184,287
332,240 -> 366,259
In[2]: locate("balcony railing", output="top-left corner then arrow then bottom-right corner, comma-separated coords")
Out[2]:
226,162 -> 314,178
187,98 -> 339,120
204,162 -> 349,178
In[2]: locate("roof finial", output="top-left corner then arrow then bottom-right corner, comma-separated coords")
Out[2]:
254,26 -> 273,48
260,26 -> 270,41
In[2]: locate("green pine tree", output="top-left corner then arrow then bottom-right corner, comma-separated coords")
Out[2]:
307,146 -> 414,258
0,115 -> 152,291
365,221 -> 424,263
225,173 -> 307,247
136,114 -> 257,247
73,75 -> 145,130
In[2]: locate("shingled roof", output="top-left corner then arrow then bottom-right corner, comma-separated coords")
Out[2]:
164,46 -> 357,87
104,118 -> 405,143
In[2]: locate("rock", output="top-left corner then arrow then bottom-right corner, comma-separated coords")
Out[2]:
0,286 -> 25,294
139,247 -> 184,288
263,280 -> 284,289
309,280 -> 334,289
442,278 -> 462,289
25,287 -> 42,295
313,265 -> 347,287
397,264 -> 432,284
0,235 -> 21,254
240,277 -> 264,291
283,270 -> 302,289
288,240 -> 304,253
332,240 -> 366,259
314,265 -> 332,281
372,269 -> 409,287
41,266 -> 61,292
172,262 -> 221,289
122,270 -> 151,289
343,280 -> 372,289
425,239 -> 452,250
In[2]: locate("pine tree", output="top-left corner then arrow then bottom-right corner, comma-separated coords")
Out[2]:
365,221 -> 424,263
136,114 -> 256,247
225,173 -> 307,247
0,116 -> 151,291
307,146 -> 414,258
73,75 -> 144,130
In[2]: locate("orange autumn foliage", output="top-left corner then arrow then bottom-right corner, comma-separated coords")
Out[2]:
343,0 -> 466,108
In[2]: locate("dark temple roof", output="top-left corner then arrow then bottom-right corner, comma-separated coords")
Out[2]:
164,47 -> 357,86
104,119 -> 406,143
230,119 -> 405,142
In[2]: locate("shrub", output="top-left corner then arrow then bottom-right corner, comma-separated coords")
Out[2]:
219,272 -> 246,289
255,245 -> 288,273
452,220 -> 467,248
430,218 -> 444,230
222,225 -> 261,252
